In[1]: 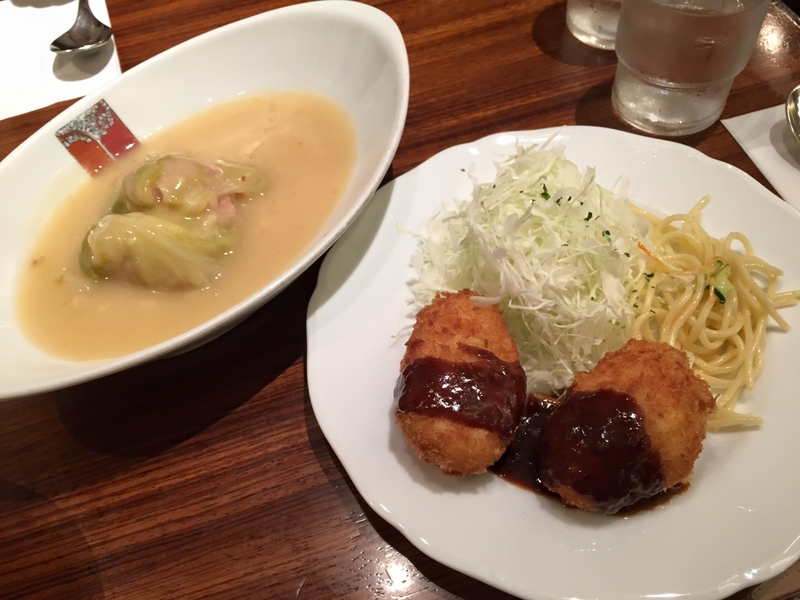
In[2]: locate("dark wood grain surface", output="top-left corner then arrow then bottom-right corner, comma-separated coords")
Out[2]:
2,1 -> 800,599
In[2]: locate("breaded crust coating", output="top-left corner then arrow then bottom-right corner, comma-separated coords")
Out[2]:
395,412 -> 510,476
570,339 -> 715,491
401,290 -> 520,369
395,290 -> 525,476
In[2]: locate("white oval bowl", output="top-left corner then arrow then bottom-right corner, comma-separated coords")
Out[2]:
0,0 -> 409,399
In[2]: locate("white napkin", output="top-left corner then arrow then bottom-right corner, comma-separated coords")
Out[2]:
722,105 -> 800,211
0,0 -> 121,122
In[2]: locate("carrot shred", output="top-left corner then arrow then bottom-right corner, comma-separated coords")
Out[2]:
637,242 -> 720,276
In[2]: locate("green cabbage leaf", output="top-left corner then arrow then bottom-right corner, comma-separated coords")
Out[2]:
80,155 -> 267,290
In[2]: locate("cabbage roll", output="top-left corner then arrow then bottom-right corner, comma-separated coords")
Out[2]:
80,155 -> 267,290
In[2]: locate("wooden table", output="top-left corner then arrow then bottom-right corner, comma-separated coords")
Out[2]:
2,1 -> 800,598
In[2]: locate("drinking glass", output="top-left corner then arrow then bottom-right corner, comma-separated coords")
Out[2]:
566,0 -> 622,50
612,0 -> 770,136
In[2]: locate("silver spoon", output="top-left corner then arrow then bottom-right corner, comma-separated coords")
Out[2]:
50,0 -> 113,54
786,84 -> 800,146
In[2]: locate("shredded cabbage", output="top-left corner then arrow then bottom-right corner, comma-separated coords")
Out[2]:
409,140 -> 649,393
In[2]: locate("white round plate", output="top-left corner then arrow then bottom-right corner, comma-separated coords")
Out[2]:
306,127 -> 800,600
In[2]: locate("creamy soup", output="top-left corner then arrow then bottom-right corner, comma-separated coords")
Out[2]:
17,92 -> 356,360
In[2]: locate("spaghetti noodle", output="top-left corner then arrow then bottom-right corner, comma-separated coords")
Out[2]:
628,196 -> 800,429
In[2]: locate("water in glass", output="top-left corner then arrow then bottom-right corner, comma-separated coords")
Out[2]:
566,0 -> 622,50
612,0 -> 769,135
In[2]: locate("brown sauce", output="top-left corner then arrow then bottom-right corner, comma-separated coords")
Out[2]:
539,390 -> 664,515
491,392 -> 680,515
394,348 -> 526,440
490,396 -> 557,494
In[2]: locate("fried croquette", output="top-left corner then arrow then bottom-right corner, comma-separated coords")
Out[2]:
394,290 -> 526,476
540,339 -> 716,513
399,290 -> 521,369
